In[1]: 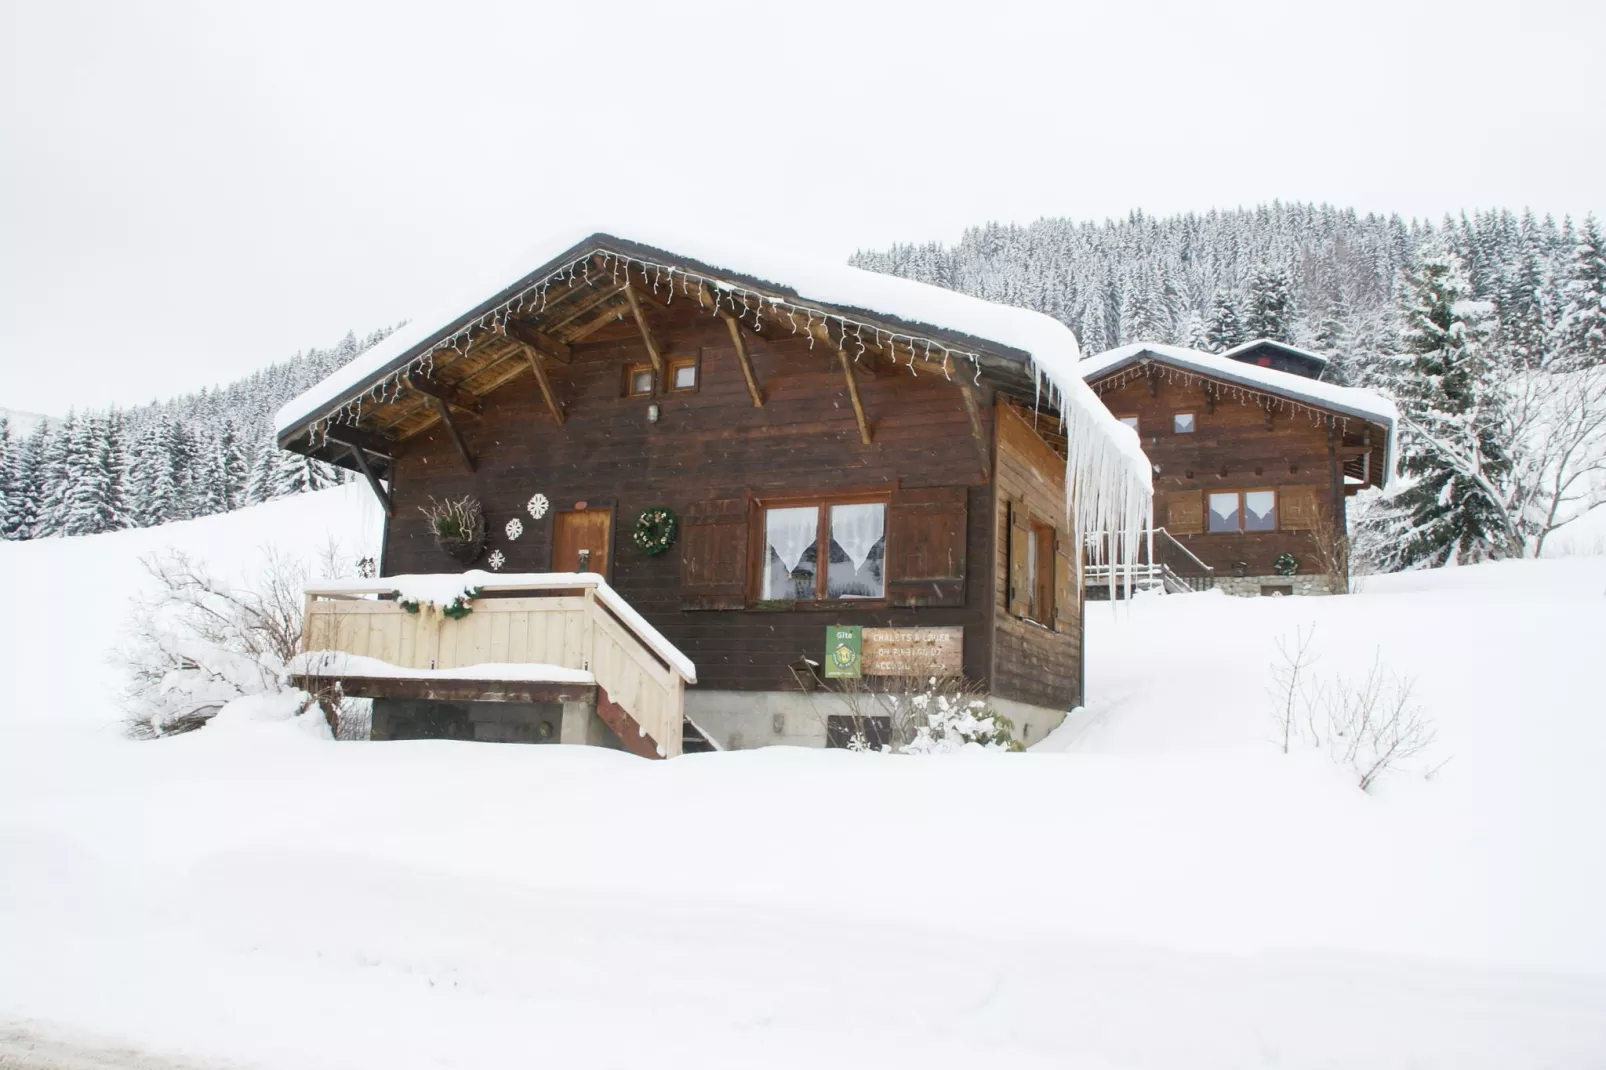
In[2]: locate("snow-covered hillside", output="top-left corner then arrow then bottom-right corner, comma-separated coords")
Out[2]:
1,490 -> 1604,1069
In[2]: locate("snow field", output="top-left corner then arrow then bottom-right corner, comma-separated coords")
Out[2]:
1,486 -> 1605,1068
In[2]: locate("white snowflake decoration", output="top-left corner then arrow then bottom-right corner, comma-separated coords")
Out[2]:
505,518 -> 523,540
487,549 -> 506,571
527,493 -> 550,520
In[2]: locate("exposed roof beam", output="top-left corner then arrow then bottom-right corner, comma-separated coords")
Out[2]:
622,284 -> 663,375
958,381 -> 990,478
405,370 -> 482,416
344,443 -> 393,516
510,340 -> 566,425
543,281 -> 628,333
721,312 -> 764,408
323,423 -> 400,460
425,396 -> 476,472
505,319 -> 573,364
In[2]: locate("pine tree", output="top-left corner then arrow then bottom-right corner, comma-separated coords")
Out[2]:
64,415 -> 127,536
33,413 -> 80,538
246,442 -> 282,504
5,424 -> 46,539
1179,309 -> 1211,351
1119,278 -> 1171,344
1244,263 -> 1294,342
1205,292 -> 1244,352
217,419 -> 248,512
0,417 -> 12,539
1379,251 -> 1517,568
1552,215 -> 1606,369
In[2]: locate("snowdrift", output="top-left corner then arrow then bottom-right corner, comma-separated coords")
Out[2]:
1,490 -> 1604,1068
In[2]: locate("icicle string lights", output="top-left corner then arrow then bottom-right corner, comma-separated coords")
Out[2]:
1089,360 -> 1364,437
307,248 -> 995,445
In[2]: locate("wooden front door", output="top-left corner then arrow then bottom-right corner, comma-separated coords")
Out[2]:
553,508 -> 611,577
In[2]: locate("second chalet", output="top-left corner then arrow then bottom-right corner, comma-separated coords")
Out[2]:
1079,340 -> 1397,597
276,229 -> 1151,756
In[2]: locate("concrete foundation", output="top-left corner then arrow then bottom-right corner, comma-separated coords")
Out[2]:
683,689 -> 1070,751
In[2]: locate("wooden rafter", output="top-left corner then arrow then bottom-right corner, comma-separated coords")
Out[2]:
543,281 -> 628,333
830,339 -> 872,445
506,319 -> 572,363
721,313 -> 764,408
405,370 -> 482,415
622,284 -> 663,375
511,340 -> 565,425
323,423 -> 400,459
343,443 -> 393,516
426,396 -> 476,472
958,381 -> 990,477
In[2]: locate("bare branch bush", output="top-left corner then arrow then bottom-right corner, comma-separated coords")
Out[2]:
789,662 -> 1016,752
1308,509 -> 1352,595
1268,633 -> 1440,790
1267,624 -> 1318,754
1499,367 -> 1606,557
120,545 -> 366,739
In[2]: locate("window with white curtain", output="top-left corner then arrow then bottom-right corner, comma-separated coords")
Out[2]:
760,499 -> 886,600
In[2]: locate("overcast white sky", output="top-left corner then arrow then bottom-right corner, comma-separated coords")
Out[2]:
3,0 -> 1602,415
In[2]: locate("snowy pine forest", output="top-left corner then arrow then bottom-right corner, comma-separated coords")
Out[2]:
855,203 -> 1606,566
0,326 -> 395,540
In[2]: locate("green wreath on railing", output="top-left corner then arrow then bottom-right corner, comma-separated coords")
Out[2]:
631,507 -> 678,556
1273,552 -> 1300,577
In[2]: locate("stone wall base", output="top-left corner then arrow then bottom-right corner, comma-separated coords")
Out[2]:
1212,574 -> 1335,597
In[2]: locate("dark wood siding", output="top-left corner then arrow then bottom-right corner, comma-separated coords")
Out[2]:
381,298 -> 997,692
990,401 -> 1081,711
1094,373 -> 1347,576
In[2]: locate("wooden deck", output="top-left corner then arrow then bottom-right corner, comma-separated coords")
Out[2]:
299,575 -> 696,757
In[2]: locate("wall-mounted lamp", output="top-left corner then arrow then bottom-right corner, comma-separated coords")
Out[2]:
647,402 -> 660,423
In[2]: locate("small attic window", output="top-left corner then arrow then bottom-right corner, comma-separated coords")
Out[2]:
625,364 -> 654,397
1118,415 -> 1139,432
669,357 -> 698,391
1173,413 -> 1195,434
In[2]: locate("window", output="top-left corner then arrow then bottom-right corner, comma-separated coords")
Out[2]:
669,356 -> 698,391
760,499 -> 886,601
1118,415 -> 1139,432
1208,490 -> 1277,533
1173,412 -> 1195,434
625,364 -> 654,397
1028,522 -> 1054,622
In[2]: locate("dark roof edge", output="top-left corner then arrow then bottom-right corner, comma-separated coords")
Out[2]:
278,232 -> 1037,447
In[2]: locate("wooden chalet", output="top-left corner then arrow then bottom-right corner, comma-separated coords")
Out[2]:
1078,343 -> 1395,596
277,230 -> 1150,755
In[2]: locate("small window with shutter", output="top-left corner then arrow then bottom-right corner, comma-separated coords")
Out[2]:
680,498 -> 751,610
1280,486 -> 1321,531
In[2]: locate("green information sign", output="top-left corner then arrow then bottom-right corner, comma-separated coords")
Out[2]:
824,625 -> 862,678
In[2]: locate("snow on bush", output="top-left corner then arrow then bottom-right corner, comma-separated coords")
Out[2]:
901,681 -> 1020,754
119,542 -> 365,738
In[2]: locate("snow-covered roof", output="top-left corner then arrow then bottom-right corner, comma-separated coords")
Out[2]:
278,225 -> 1154,569
1220,338 -> 1331,367
1079,342 -> 1398,485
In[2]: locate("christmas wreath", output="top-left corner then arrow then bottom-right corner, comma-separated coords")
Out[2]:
631,507 -> 678,556
1273,552 -> 1300,577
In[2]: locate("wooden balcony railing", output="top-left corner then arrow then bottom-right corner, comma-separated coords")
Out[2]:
299,573 -> 697,757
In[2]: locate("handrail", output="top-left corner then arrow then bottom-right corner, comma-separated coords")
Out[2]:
305,571 -> 696,684
1149,528 -> 1214,573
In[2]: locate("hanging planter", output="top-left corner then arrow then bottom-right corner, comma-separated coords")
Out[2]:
420,495 -> 486,565
631,507 -> 678,556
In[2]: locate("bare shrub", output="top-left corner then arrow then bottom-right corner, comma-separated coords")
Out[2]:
1267,624 -> 1317,754
789,662 -> 1017,752
1309,509 -> 1352,595
120,545 -> 358,739
1269,633 -> 1440,791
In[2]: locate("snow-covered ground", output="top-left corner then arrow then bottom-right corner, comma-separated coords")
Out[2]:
2,487 -> 1605,1068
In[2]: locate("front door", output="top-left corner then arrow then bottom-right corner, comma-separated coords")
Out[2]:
553,508 -> 611,577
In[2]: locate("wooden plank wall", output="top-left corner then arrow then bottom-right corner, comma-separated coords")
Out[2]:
381,300 -> 998,693
990,401 -> 1081,711
1095,373 -> 1345,575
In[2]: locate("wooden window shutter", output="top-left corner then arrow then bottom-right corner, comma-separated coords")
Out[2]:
1164,491 -> 1204,536
680,498 -> 749,610
1006,500 -> 1030,618
1052,532 -> 1077,633
885,486 -> 967,607
1280,485 -> 1321,531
